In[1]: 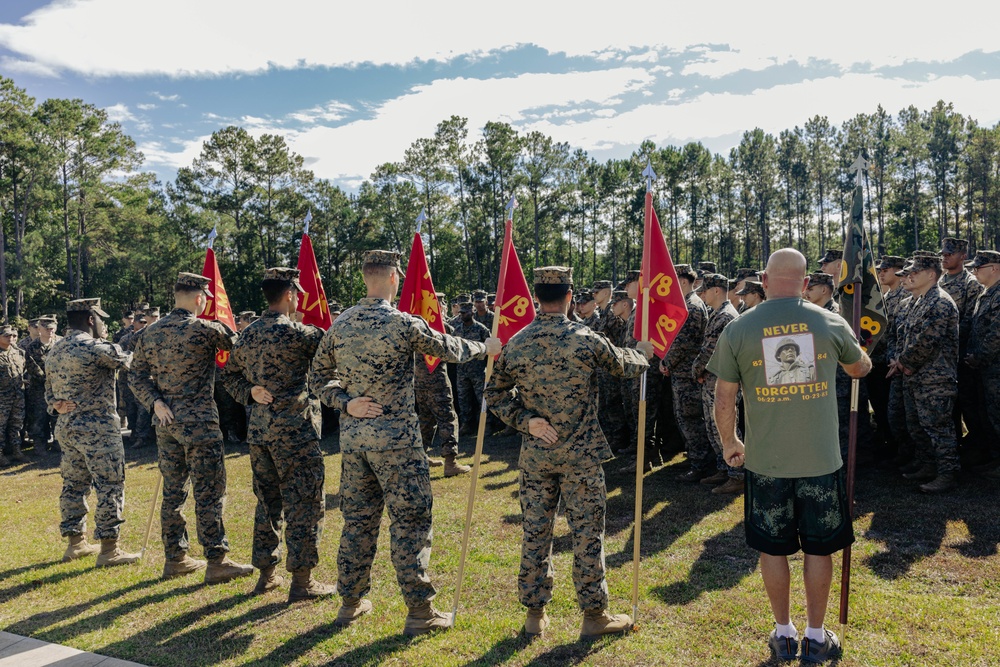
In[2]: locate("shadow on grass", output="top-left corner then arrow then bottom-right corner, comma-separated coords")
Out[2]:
859,468 -> 1000,579
0,564 -> 100,606
522,633 -> 626,667
99,596 -> 286,667
243,624 -> 419,666
6,577 -> 193,638
460,632 -> 530,667
0,559 -> 64,583
650,523 -> 757,605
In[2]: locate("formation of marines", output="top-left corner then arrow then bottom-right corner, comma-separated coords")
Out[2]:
4,234 -> 998,646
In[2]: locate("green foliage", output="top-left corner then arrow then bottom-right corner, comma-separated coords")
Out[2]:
4,72 -> 1000,321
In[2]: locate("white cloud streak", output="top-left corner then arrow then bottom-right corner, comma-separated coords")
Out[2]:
1,1 -> 997,78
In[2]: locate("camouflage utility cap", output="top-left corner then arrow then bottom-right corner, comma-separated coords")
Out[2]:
696,273 -> 729,291
940,237 -> 969,255
807,272 -> 835,289
734,267 -> 759,281
697,261 -> 717,275
238,310 -> 257,320
146,307 -> 161,317
966,250 -> 1000,269
911,250 -> 938,258
909,255 -> 942,272
135,302 -> 150,312
27,318 -> 40,327
67,297 -> 110,318
472,289 -> 487,301
176,271 -> 213,296
877,256 -> 906,270
675,264 -> 697,281
818,249 -> 843,264
611,290 -> 630,303
895,261 -> 914,277
362,249 -> 401,272
775,338 -> 800,360
576,291 -> 595,304
328,302 -> 343,313
592,280 -> 613,291
624,269 -> 641,284
736,279 -> 765,296
455,293 -> 472,304
0,325 -> 14,336
534,266 -> 573,285
487,293 -> 496,305
37,315 -> 57,327
263,266 -> 305,292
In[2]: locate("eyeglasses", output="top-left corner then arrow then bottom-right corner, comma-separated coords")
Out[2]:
972,264 -> 998,272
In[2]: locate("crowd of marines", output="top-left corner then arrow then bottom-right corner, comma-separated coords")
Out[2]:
1,234 -> 998,645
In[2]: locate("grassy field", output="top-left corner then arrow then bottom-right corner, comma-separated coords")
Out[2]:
1,434 -> 998,666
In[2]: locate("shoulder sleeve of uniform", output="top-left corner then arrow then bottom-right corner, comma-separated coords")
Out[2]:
204,319 -> 238,351
590,328 -> 649,380
309,326 -> 350,411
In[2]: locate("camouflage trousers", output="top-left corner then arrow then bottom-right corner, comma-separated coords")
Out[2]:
887,376 -> 913,459
597,370 -> 628,451
455,368 -> 485,429
518,465 -> 609,611
215,380 -> 247,444
628,370 -> 662,463
0,389 -> 24,455
125,391 -> 155,447
415,366 -> 459,459
902,379 -> 959,474
250,437 -> 325,572
980,370 -> 1000,457
836,369 -> 872,459
955,364 -> 986,449
57,423 -> 125,540
157,422 -> 231,560
671,373 -> 713,471
26,386 -> 56,446
701,378 -> 743,479
337,446 -> 435,607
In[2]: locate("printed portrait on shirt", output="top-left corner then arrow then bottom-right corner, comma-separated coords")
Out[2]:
763,333 -> 817,385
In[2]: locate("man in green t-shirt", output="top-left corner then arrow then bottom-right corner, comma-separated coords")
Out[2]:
707,248 -> 871,664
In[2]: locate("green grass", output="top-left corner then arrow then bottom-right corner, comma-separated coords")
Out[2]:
1,435 -> 998,666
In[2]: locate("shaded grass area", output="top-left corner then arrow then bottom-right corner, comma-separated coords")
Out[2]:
1,434 -> 998,666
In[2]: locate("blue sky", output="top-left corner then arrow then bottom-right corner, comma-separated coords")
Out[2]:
2,1 -> 999,191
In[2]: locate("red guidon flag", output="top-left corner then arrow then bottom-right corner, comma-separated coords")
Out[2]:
494,212 -> 535,346
399,231 -> 446,372
633,190 -> 688,358
200,246 -> 237,368
296,228 -> 333,330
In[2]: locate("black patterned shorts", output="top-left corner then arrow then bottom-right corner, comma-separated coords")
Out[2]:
744,467 -> 855,556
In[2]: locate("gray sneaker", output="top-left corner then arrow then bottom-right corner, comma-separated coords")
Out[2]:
800,628 -> 842,663
768,628 -> 799,662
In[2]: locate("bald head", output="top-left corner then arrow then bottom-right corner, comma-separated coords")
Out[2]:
763,248 -> 809,298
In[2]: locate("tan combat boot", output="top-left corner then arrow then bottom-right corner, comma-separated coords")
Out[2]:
63,535 -> 100,562
253,565 -> 285,594
95,539 -> 141,567
428,458 -> 444,467
287,568 -> 337,602
920,473 -> 959,494
204,556 -> 253,585
579,608 -> 633,641
524,607 -> 549,637
162,554 -> 207,579
711,477 -> 745,495
334,597 -> 373,627
444,454 -> 471,477
403,602 -> 452,636
902,463 -> 936,482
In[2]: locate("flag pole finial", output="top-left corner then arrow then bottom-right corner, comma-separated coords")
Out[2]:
206,225 -> 218,249
416,208 -> 427,235
303,209 -> 313,235
850,152 -> 869,188
505,195 -> 517,217
642,160 -> 657,192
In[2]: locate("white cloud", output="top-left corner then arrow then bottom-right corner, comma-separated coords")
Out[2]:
105,103 -> 136,123
136,103 -> 157,110
0,56 -> 57,78
151,91 -> 180,102
287,101 -> 354,125
0,1 -> 997,77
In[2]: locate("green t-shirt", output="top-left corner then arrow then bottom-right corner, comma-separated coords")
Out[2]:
707,297 -> 863,478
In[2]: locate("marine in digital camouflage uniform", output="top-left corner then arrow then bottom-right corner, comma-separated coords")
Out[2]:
965,251 -> 1000,470
25,315 -> 60,453
311,249 -> 494,633
0,325 -> 26,466
938,238 -> 987,460
485,266 -> 651,638
662,264 -> 711,479
224,267 -> 332,600
869,256 -> 907,459
886,261 -> 916,465
693,274 -> 743,493
46,298 -> 138,566
413,305 -> 463,472
452,301 -> 490,435
894,255 -> 961,493
472,289 -> 494,330
576,291 -> 600,330
130,273 -> 251,583
596,290 -> 632,453
119,307 -> 156,449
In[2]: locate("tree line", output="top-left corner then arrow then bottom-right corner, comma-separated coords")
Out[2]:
3,73 -> 1000,325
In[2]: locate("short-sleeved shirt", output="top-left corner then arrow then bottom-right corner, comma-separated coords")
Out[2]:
707,297 -> 863,478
